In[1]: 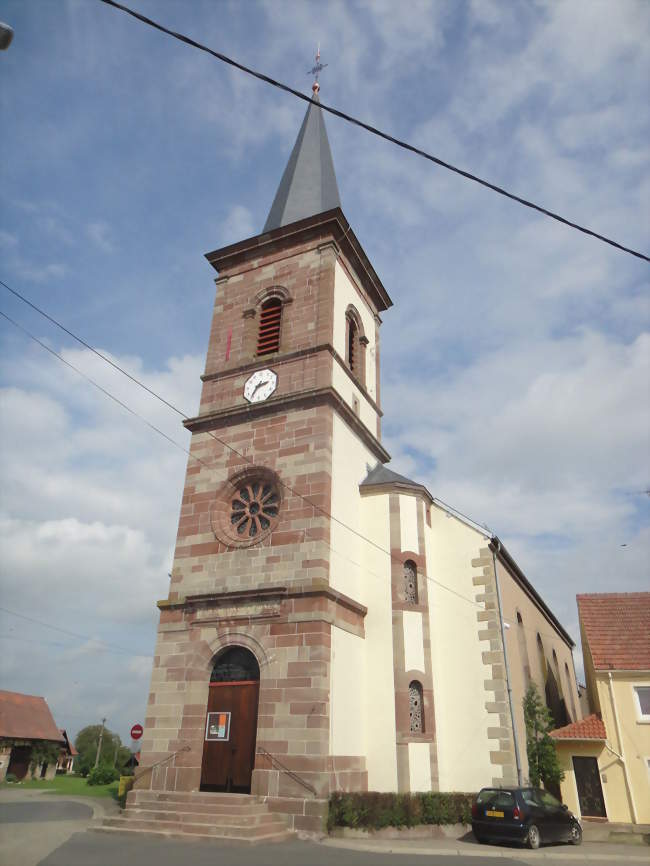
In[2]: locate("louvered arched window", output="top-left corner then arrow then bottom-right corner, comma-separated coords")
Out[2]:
257,297 -> 282,356
347,314 -> 358,372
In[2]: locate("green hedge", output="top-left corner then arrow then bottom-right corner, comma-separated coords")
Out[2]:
328,791 -> 476,831
87,765 -> 120,786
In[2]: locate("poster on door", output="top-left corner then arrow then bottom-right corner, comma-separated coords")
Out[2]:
205,711 -> 231,741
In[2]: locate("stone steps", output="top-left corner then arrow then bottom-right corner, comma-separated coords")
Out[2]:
101,790 -> 294,845
96,824 -> 294,845
123,807 -> 281,827
128,797 -> 269,817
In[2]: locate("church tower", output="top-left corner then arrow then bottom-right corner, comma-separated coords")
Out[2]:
136,86 -> 395,830
128,67 -> 583,840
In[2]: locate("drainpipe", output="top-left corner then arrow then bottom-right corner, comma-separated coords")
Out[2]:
607,672 -> 638,823
491,541 -> 523,786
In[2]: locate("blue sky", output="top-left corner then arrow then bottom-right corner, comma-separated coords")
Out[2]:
1,0 -> 648,747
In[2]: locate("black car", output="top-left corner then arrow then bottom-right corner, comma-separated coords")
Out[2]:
471,786 -> 582,849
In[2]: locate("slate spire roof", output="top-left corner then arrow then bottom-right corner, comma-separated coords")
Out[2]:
263,96 -> 341,232
360,464 -> 420,489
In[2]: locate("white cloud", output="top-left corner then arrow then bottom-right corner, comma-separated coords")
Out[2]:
0,230 -> 18,248
12,261 -> 66,282
86,220 -> 114,252
218,205 -> 254,245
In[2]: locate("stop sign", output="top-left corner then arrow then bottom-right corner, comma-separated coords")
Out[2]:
130,723 -> 143,740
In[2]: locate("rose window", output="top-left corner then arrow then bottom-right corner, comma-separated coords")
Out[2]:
230,481 -> 280,539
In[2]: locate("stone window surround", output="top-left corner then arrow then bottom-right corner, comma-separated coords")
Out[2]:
345,304 -> 368,387
392,550 -> 427,612
403,559 -> 419,605
243,285 -> 294,358
409,680 -> 424,733
211,465 -> 283,549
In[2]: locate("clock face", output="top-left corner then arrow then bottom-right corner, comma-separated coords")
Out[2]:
243,369 -> 278,404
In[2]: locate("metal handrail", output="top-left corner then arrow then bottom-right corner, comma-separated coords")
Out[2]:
256,746 -> 318,797
134,744 -> 191,782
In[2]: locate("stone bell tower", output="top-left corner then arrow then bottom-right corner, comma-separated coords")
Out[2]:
136,86 -> 393,833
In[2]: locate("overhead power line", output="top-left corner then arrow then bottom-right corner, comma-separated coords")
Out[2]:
0,605 -> 148,657
0,309 -> 206,471
1,279 -> 491,560
1,291 -> 578,649
97,0 -> 649,263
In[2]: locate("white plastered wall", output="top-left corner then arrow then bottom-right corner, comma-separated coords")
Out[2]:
425,506 -> 494,791
403,610 -> 425,673
330,627 -> 366,758
330,412 -> 397,790
333,259 -> 377,402
399,494 -> 419,553
409,742 -> 432,792
331,362 -> 377,432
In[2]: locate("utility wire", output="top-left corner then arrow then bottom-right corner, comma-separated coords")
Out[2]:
0,309 -> 209,472
1,289 -> 575,650
0,605 -> 148,657
97,0 -> 649,263
1,280 -> 492,559
1,302 -> 486,604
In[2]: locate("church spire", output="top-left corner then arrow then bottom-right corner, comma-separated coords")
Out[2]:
263,50 -> 341,232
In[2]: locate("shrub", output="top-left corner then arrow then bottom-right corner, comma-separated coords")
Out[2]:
5,773 -> 17,783
87,765 -> 119,786
328,791 -> 476,831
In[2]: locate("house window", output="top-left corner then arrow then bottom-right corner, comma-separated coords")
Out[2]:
404,560 -> 418,604
409,681 -> 424,733
634,686 -> 650,720
257,297 -> 282,356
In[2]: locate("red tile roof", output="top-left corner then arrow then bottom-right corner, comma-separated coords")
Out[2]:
550,713 -> 607,741
577,592 -> 650,671
60,729 -> 78,756
0,690 -> 64,742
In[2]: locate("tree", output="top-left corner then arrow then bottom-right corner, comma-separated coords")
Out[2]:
523,683 -> 565,789
29,742 -> 61,778
74,724 -> 127,777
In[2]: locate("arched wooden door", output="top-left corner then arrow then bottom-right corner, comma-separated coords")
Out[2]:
200,646 -> 260,793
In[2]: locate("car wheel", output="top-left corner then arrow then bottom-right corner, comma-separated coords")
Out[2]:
527,824 -> 541,850
569,822 -> 582,846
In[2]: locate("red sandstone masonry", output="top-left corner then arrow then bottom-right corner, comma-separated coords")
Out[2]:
138,217 -> 376,804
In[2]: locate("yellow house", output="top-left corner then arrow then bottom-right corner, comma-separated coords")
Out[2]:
551,593 -> 650,824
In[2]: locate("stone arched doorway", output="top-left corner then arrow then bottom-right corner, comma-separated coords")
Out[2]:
200,645 -> 260,793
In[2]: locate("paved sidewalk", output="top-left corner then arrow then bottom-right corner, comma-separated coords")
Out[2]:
321,835 -> 650,861
0,788 -> 119,866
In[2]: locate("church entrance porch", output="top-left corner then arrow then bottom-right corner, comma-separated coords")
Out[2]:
200,646 -> 260,793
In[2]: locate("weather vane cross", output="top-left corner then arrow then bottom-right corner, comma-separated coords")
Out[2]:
307,45 -> 327,96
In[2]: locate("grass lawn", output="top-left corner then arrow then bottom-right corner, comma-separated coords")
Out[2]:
1,774 -> 119,799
